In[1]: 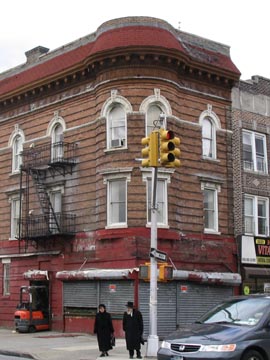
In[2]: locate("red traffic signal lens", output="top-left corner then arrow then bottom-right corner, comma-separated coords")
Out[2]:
166,130 -> 174,140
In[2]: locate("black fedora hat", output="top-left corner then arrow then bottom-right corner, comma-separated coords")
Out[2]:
125,301 -> 134,308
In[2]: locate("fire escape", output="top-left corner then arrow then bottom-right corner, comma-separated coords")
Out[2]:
18,141 -> 77,251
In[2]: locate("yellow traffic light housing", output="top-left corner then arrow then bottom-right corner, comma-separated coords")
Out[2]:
159,129 -> 181,168
141,136 -> 150,167
159,264 -> 173,282
139,264 -> 150,281
141,131 -> 159,167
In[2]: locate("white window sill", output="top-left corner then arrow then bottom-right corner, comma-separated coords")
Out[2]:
204,229 -> 220,235
9,170 -> 20,177
201,156 -> 220,163
146,224 -> 169,229
104,146 -> 128,153
105,224 -> 128,229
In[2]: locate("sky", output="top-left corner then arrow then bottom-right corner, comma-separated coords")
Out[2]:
1,0 -> 269,81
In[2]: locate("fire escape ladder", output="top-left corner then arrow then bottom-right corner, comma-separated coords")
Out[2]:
30,169 -> 61,233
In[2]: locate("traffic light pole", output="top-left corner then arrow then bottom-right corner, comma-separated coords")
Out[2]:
146,166 -> 159,357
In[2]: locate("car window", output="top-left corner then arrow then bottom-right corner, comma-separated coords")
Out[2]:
199,297 -> 270,326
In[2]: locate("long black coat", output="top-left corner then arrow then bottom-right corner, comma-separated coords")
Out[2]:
94,311 -> 114,352
123,309 -> 143,351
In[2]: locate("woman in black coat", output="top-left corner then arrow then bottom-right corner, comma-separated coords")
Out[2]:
123,301 -> 144,359
94,304 -> 114,357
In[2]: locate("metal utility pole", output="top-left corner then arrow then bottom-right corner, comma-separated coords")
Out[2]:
141,118 -> 180,357
146,166 -> 159,357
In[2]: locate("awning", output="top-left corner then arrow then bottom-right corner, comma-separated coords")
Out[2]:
244,266 -> 270,278
24,270 -> 49,280
56,268 -> 138,281
56,267 -> 241,286
173,270 -> 241,286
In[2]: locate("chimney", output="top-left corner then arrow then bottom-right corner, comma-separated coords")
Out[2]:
25,46 -> 49,64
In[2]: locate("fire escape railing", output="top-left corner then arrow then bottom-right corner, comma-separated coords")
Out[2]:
19,141 -> 77,244
22,141 -> 77,169
20,212 -> 76,239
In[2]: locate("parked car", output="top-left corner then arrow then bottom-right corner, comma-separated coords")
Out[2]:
157,294 -> 270,360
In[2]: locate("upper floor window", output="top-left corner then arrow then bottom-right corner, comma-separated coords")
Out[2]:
139,89 -> 172,138
147,178 -> 167,226
242,130 -> 267,173
49,187 -> 62,233
51,123 -> 64,162
107,178 -> 127,227
202,182 -> 220,233
10,195 -> 20,240
146,104 -> 163,136
102,168 -> 131,229
2,259 -> 10,296
202,117 -> 216,159
107,104 -> 126,149
12,135 -> 23,172
244,195 -> 269,236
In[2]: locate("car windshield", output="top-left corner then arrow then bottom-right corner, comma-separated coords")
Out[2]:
198,297 -> 270,326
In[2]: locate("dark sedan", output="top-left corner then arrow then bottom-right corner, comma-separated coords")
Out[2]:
157,294 -> 270,360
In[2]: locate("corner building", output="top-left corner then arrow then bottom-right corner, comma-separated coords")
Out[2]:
0,17 -> 240,337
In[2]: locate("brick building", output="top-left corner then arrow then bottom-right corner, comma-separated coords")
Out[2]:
232,76 -> 270,294
0,17 -> 240,337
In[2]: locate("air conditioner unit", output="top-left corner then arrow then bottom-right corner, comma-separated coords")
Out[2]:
111,139 -> 123,148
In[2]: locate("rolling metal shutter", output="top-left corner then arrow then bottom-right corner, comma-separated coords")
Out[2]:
63,280 -> 134,311
139,281 -> 234,339
63,281 -> 98,307
100,280 -> 134,313
139,281 -> 177,338
177,283 -> 233,326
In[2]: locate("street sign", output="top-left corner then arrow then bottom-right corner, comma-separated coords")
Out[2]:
150,248 -> 167,262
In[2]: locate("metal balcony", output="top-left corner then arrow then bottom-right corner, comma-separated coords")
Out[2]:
19,212 -> 76,241
21,141 -> 76,170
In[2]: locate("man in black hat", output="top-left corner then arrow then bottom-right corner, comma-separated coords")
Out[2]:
123,301 -> 144,359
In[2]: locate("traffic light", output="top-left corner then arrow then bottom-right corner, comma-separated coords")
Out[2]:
139,263 -> 150,281
159,264 -> 173,282
141,131 -> 159,167
159,129 -> 181,168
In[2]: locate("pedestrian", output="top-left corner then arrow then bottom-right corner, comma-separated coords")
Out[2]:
123,301 -> 144,359
94,304 -> 114,357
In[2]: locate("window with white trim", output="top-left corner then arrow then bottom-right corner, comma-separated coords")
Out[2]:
142,169 -> 172,227
147,178 -> 167,226
146,104 -> 163,136
244,195 -> 269,236
107,104 -> 126,149
202,183 -> 219,233
202,117 -> 216,159
49,187 -> 62,233
12,135 -> 23,172
51,123 -> 64,162
10,195 -> 20,239
105,178 -> 128,230
107,179 -> 127,227
242,130 -> 267,173
2,259 -> 10,296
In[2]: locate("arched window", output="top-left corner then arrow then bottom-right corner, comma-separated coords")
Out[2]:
12,135 -> 23,172
202,117 -> 216,159
108,104 -> 126,148
146,104 -> 163,135
51,123 -> 63,162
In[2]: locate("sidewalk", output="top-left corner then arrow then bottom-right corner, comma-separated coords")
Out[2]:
0,329 -> 150,360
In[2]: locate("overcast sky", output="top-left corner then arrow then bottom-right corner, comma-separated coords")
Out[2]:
1,0 -> 269,81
